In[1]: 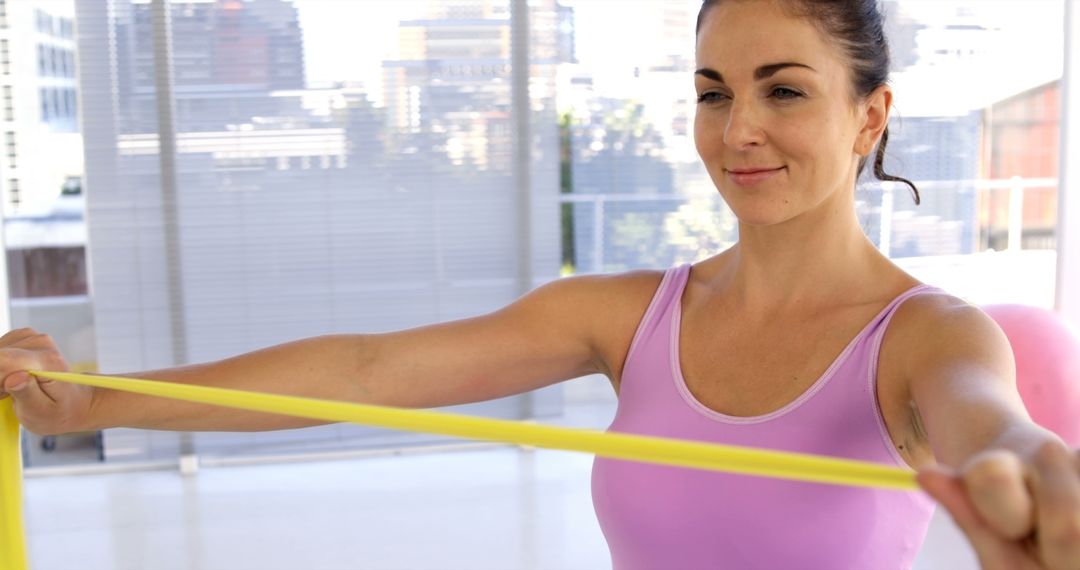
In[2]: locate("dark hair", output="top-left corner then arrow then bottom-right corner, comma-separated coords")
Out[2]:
696,0 -> 920,205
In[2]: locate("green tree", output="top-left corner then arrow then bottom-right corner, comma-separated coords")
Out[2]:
559,111 -> 576,274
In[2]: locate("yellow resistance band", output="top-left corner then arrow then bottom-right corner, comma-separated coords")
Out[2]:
1,399 -> 28,570
2,370 -> 920,570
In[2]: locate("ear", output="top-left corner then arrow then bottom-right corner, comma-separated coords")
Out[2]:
854,85 -> 892,157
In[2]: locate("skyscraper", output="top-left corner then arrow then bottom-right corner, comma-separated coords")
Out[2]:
0,0 -> 81,214
77,0 -> 561,459
383,0 -> 560,171
121,0 -> 306,132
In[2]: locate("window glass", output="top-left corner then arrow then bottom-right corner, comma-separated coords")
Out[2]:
2,0 -> 1067,465
58,0 -> 561,462
558,0 -> 1063,308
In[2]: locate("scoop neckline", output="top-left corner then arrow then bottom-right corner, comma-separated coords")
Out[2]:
669,269 -> 933,425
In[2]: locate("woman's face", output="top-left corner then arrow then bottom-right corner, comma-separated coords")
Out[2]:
693,0 -> 887,227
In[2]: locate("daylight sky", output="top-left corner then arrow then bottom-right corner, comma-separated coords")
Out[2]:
297,0 -> 1063,91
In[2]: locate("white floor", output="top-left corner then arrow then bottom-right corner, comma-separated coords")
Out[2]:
21,383 -> 980,570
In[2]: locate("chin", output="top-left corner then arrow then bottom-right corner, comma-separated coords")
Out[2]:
720,196 -> 797,227
734,214 -> 792,228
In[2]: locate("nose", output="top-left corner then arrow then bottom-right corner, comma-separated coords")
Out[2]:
722,100 -> 765,149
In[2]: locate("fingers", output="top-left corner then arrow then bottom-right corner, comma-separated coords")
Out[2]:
918,466 -> 1038,570
0,370 -> 28,400
3,368 -> 46,395
964,450 -> 1036,539
0,333 -> 67,399
0,330 -> 48,398
918,466 -> 985,531
3,370 -> 30,391
6,373 -> 56,406
0,330 -> 76,434
922,445 -> 1080,570
1029,442 -> 1080,569
3,372 -> 63,434
8,331 -> 57,351
0,327 -> 39,346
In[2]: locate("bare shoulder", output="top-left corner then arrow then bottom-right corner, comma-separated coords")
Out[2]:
883,289 -> 1016,396
876,289 -> 1023,466
522,269 -> 665,384
524,269 -> 664,312
888,292 -> 1012,359
879,288 -> 1042,468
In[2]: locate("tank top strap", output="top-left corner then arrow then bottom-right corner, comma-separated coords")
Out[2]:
623,263 -> 692,367
859,283 -> 948,376
864,283 -> 946,340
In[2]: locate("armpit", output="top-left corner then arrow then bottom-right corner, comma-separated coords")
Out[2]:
900,400 -> 937,469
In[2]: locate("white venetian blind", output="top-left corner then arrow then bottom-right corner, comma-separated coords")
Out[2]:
74,0 -> 562,458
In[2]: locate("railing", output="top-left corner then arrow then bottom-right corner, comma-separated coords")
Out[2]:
560,176 -> 1059,273
560,176 -> 1060,309
873,177 -> 1058,256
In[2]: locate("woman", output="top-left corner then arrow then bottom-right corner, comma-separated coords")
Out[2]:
3,0 -> 1078,568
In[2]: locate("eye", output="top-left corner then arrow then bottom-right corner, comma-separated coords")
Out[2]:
770,87 -> 804,100
696,91 -> 730,105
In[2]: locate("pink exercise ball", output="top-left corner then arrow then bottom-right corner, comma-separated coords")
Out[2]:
982,304 -> 1080,446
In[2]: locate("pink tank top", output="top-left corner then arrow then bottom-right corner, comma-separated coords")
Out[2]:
592,264 -> 938,569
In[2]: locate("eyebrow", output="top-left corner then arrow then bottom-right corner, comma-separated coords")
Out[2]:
694,62 -> 816,83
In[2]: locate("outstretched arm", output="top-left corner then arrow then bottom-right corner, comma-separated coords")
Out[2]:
904,298 -> 1079,570
0,272 -> 640,434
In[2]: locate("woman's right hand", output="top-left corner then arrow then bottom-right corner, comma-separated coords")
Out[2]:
0,328 -> 93,435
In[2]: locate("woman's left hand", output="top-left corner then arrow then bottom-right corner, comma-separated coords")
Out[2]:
918,441 -> 1080,570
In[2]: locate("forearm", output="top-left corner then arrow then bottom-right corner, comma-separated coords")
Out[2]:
84,334 -> 373,432
981,420 -> 1067,463
931,411 -> 1065,471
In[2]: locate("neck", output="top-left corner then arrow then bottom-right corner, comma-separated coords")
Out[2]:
717,192 -> 886,313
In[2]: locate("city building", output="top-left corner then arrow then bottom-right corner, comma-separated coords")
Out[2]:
121,0 -> 306,132
560,1 -> 712,272
75,0 -> 562,461
0,0 -> 89,377
0,0 -> 82,215
981,80 -> 1061,250
859,0 -> 1061,258
382,0 -> 562,171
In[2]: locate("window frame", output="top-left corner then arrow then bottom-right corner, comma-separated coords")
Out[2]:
1058,0 -> 1080,327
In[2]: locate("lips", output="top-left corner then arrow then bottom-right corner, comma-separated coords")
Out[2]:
727,167 -> 783,174
725,166 -> 785,186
